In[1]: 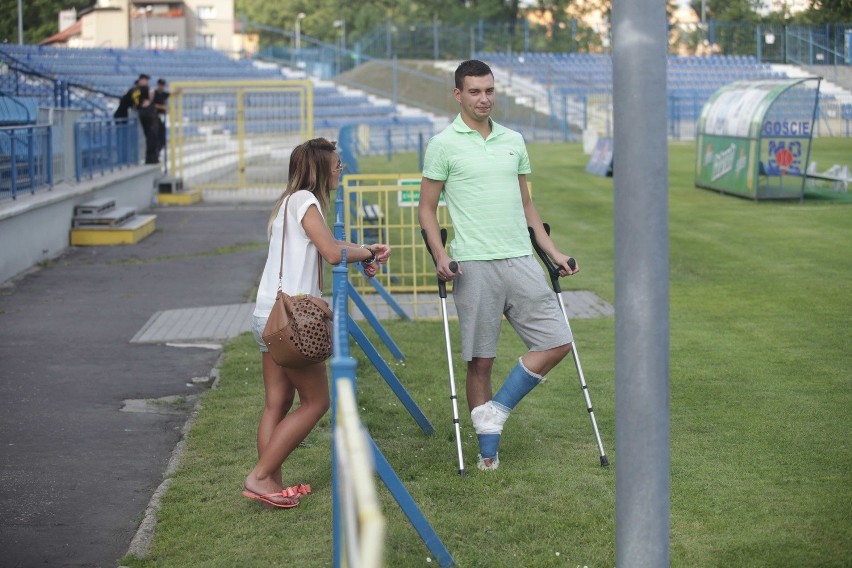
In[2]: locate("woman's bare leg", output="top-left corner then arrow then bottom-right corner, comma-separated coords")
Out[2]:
256,353 -> 296,486
245,360 -> 330,498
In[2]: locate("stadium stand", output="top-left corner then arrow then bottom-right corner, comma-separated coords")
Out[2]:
483,53 -> 783,101
435,52 -> 834,140
0,45 -> 437,133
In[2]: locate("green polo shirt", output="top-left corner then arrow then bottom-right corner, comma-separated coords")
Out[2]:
422,115 -> 532,261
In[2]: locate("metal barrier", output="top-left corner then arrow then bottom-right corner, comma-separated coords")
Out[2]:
168,80 -> 313,190
0,125 -> 52,201
330,250 -> 455,568
333,378 -> 386,568
74,118 -> 140,182
342,172 -> 453,317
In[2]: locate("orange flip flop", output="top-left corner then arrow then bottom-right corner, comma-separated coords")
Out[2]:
242,488 -> 300,509
282,483 -> 311,498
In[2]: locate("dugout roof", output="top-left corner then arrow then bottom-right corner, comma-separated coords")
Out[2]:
694,77 -> 821,200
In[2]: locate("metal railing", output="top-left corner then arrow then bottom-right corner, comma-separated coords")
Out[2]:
74,118 -> 140,182
0,49 -> 118,117
0,125 -> 52,201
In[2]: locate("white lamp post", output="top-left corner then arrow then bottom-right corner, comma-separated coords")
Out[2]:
334,18 -> 346,50
295,12 -> 306,52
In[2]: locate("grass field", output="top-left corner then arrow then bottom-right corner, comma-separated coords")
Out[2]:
122,138 -> 851,568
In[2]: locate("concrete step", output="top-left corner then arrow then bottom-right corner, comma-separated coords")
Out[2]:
70,214 -> 156,246
73,198 -> 117,216
72,205 -> 136,228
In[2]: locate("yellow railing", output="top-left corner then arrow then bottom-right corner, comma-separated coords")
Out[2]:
342,173 -> 453,299
168,80 -> 313,191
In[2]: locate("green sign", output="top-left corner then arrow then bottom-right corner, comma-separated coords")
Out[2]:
695,135 -> 758,196
398,179 -> 445,207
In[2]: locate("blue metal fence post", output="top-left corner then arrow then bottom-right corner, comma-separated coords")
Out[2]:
10,133 -> 17,199
331,249 -> 355,568
46,125 -> 53,187
370,437 -> 455,567
132,119 -> 140,163
348,316 -> 434,435
348,282 -> 405,361
330,248 -> 454,567
27,127 -> 35,195
74,122 -> 82,182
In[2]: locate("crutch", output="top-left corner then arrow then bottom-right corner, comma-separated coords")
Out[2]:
421,227 -> 466,476
529,223 -> 609,467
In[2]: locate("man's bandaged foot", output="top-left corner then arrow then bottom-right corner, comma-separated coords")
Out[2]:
477,453 -> 500,471
471,401 -> 510,469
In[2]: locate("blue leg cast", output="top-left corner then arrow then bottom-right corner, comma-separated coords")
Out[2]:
477,433 -> 500,459
492,358 -> 545,411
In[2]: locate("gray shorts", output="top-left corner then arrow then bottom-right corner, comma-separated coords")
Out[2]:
452,255 -> 573,361
251,315 -> 269,353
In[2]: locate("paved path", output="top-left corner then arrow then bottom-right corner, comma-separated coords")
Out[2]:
0,202 -> 613,567
129,291 -> 611,345
0,204 -> 269,567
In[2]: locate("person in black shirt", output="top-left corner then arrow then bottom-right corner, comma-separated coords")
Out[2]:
137,85 -> 160,164
114,74 -> 153,163
114,74 -> 150,120
153,78 -> 171,160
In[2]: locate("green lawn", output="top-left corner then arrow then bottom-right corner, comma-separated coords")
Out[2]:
123,138 -> 852,568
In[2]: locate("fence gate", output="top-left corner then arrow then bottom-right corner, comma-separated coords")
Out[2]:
168,80 -> 313,191
343,173 -> 453,318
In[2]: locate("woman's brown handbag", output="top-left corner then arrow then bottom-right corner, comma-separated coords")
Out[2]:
262,195 -> 333,368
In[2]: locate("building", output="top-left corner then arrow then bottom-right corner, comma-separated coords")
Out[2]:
40,0 -> 234,52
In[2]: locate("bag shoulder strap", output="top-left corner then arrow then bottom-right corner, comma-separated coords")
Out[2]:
277,192 -> 323,293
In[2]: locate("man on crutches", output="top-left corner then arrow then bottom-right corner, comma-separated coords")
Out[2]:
418,59 -> 578,471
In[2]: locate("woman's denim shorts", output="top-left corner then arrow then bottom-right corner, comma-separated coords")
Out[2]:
251,315 -> 269,353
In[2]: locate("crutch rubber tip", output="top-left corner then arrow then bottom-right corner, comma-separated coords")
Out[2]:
600,455 -> 610,467
449,261 -> 458,273
458,469 -> 467,476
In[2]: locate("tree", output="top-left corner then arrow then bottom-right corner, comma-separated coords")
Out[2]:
800,0 -> 852,23
702,0 -> 762,22
0,0 -> 91,45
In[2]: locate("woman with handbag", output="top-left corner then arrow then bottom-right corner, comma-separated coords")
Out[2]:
244,138 -> 390,508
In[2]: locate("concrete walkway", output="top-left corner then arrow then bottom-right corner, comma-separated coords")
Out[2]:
0,203 -> 269,567
129,291 -> 612,345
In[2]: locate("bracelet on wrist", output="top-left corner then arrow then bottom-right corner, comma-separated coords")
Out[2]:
360,244 -> 376,265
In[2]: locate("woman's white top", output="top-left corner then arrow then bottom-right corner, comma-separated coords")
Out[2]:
254,190 -> 323,319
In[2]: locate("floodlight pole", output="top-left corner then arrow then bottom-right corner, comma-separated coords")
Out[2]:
612,0 -> 670,566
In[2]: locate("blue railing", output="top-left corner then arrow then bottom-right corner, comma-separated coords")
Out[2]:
74,118 -> 140,182
0,125 -> 53,201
